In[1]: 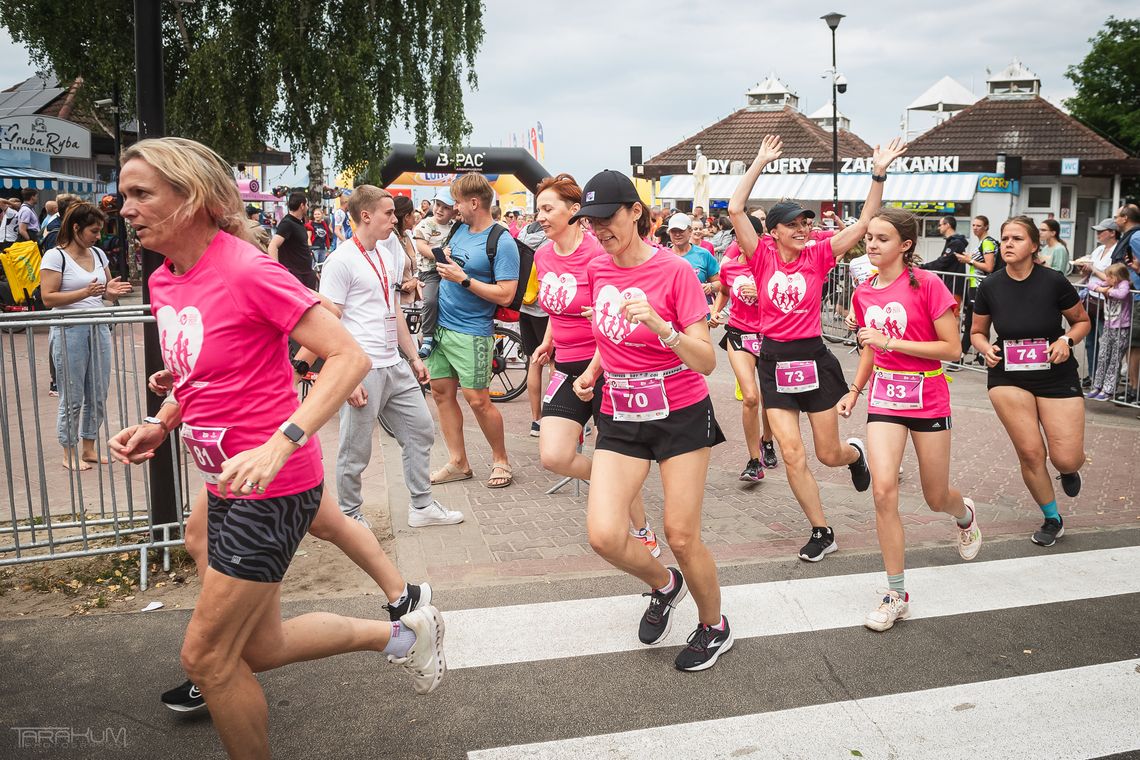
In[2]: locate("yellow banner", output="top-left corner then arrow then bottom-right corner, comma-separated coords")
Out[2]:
1,241 -> 43,304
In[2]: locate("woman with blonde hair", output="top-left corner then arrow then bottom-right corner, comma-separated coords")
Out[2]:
107,137 -> 445,759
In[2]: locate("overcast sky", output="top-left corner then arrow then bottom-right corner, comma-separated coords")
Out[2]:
0,1 -> 1133,188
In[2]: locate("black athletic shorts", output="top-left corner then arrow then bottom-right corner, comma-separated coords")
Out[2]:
207,483 -> 322,583
867,413 -> 953,433
595,395 -> 725,462
719,325 -> 762,356
986,359 -> 1083,399
541,358 -> 600,427
757,337 -> 848,413
519,312 -> 549,356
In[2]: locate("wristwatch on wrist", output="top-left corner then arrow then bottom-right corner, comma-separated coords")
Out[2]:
291,359 -> 311,376
871,173 -> 887,183
1062,335 -> 1074,348
278,421 -> 309,447
143,416 -> 168,434
461,277 -> 472,289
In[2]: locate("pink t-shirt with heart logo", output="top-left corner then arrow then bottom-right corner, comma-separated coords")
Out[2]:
852,267 -> 957,418
719,245 -> 763,334
534,233 -> 608,363
586,247 -> 711,415
150,230 -> 323,499
748,237 -> 837,342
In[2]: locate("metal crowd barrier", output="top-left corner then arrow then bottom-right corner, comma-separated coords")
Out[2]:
0,306 -> 191,589
820,262 -> 1140,409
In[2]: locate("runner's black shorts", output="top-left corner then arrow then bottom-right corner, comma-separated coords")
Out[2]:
866,413 -> 953,433
986,357 -> 1082,399
541,357 -> 600,427
518,312 -> 549,356
757,336 -> 848,413
595,395 -> 725,462
207,483 -> 322,583
718,325 -> 762,356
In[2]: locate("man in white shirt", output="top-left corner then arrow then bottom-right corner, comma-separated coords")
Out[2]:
314,184 -> 463,528
1,198 -> 20,247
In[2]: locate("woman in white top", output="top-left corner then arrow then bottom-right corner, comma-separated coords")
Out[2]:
39,201 -> 133,469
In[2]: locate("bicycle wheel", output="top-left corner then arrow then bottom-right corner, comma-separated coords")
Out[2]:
488,326 -> 529,403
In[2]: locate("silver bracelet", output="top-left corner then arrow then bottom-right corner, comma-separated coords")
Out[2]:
662,328 -> 682,348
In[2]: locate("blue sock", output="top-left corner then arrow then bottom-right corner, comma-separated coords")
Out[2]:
887,573 -> 906,596
1039,500 -> 1060,521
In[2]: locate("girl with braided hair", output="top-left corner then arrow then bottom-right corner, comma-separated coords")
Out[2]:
838,208 -> 981,632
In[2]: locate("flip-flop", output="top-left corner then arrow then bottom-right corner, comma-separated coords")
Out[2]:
431,463 -> 473,484
485,463 -> 513,489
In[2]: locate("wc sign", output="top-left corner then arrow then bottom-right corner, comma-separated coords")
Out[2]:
1061,158 -> 1080,176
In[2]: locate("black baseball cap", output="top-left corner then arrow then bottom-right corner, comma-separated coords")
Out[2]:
570,170 -> 644,221
245,204 -> 260,216
766,201 -> 815,228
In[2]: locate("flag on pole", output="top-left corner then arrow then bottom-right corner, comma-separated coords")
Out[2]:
536,121 -> 545,161
530,127 -> 539,159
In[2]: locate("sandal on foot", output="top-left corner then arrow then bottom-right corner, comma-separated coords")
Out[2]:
430,463 -> 473,484
485,463 -> 513,489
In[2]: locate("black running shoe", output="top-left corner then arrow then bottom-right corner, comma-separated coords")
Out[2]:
674,617 -> 735,672
160,680 -> 205,713
1031,517 -> 1064,547
1057,472 -> 1082,498
846,437 -> 871,492
384,582 -> 432,621
1080,376 -> 1092,390
739,458 -> 764,482
762,440 -> 779,469
638,568 -> 687,645
799,527 -> 837,562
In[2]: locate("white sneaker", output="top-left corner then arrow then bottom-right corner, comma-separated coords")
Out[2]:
957,497 -> 982,561
394,605 -> 446,695
408,500 -> 464,527
864,590 -> 909,632
349,512 -> 372,530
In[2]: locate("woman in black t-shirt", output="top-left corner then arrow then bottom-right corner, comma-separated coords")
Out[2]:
970,216 -> 1090,548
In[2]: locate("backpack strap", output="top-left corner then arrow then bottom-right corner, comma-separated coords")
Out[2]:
485,224 -> 506,284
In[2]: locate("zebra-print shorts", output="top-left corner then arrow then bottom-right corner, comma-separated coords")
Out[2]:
206,483 -> 322,583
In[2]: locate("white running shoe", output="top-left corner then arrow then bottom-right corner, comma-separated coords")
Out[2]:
408,500 -> 465,528
394,605 -> 446,695
864,590 -> 909,632
957,497 -> 982,561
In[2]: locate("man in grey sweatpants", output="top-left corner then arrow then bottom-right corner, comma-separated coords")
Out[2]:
317,184 -> 463,529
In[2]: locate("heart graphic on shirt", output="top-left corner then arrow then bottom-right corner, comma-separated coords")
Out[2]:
731,274 -> 758,305
539,272 -> 577,315
864,301 -> 908,340
156,305 -> 204,386
766,271 -> 807,314
593,285 -> 646,344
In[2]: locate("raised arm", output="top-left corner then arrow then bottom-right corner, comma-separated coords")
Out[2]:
829,138 -> 908,257
728,135 -> 783,259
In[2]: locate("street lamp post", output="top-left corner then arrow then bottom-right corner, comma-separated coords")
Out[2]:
822,12 -> 844,220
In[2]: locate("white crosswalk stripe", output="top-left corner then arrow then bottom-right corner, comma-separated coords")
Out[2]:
443,546 -> 1140,669
468,658 -> 1140,760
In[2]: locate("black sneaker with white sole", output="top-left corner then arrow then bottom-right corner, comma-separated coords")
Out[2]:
1031,517 -> 1064,547
1057,471 -> 1082,498
385,582 -> 432,621
739,458 -> 764,482
846,438 -> 871,492
762,440 -> 779,469
674,617 -> 734,672
638,567 -> 687,645
160,679 -> 205,713
799,527 -> 837,562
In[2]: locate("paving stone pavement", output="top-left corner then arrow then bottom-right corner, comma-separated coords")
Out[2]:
371,335 -> 1140,590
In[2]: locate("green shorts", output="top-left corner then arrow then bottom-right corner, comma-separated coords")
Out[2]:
424,326 -> 494,389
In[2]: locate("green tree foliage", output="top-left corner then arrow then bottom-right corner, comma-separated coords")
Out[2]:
1065,17 -> 1140,155
0,0 -> 485,198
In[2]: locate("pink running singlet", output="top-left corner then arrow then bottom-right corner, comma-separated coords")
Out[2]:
748,237 -> 838,342
534,233 -> 607,363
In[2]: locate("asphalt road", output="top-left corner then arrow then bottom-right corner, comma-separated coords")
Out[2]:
3,527 -> 1139,759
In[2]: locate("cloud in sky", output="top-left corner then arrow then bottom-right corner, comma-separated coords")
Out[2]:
0,0 -> 1132,189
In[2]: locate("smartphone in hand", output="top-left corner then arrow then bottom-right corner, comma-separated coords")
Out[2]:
432,247 -> 449,265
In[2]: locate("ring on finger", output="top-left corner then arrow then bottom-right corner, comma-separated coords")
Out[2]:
243,479 -> 257,489
255,485 -> 266,494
